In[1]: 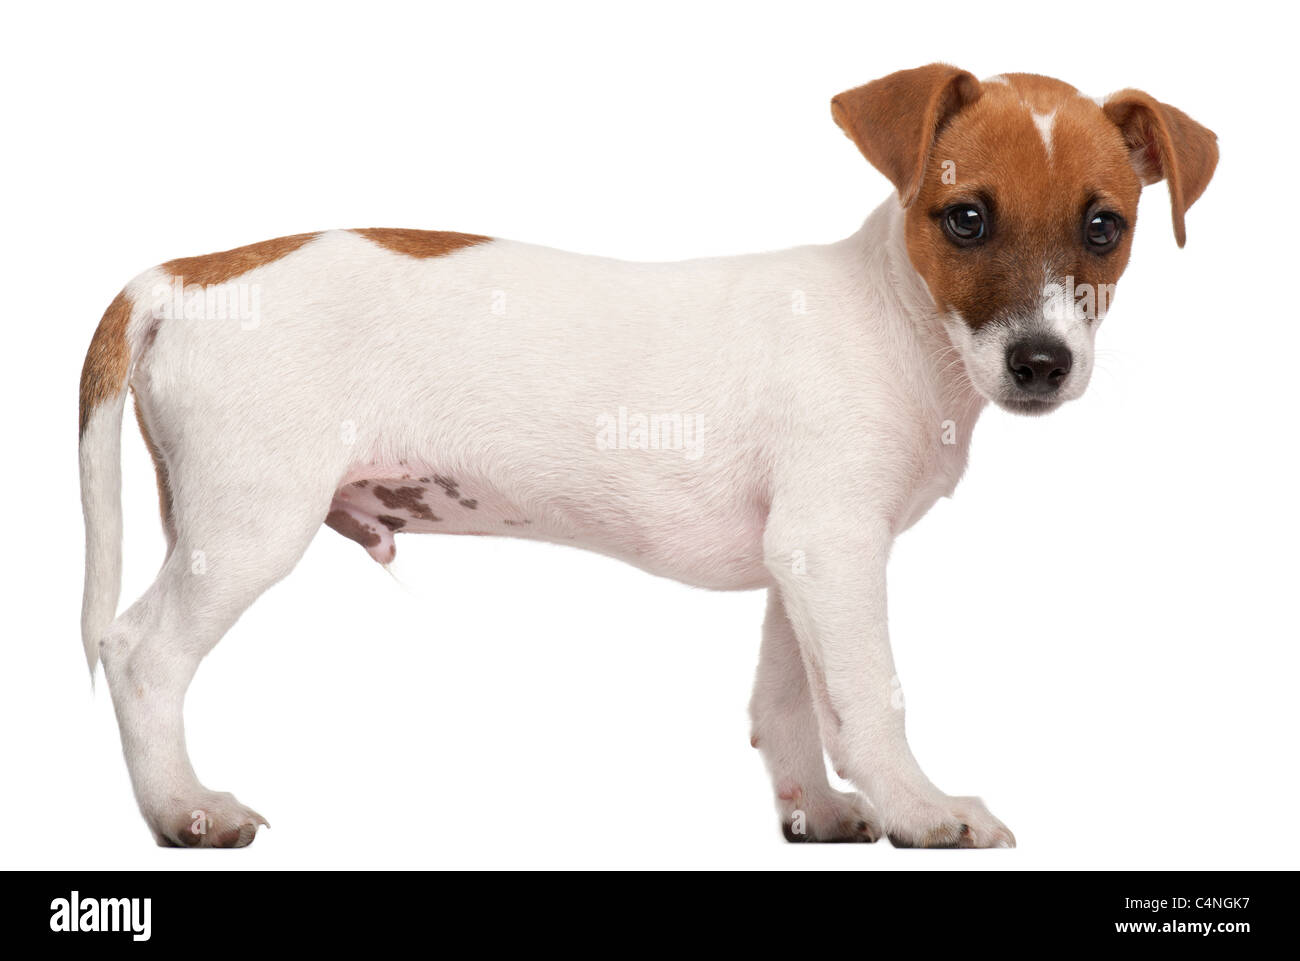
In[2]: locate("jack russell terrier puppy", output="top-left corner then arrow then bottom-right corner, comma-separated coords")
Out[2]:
79,64 -> 1216,848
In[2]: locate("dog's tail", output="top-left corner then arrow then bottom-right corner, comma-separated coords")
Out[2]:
79,283 -> 151,678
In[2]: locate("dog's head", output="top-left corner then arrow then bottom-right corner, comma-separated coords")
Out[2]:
832,65 -> 1217,415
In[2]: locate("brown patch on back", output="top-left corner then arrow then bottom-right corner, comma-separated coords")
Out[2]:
80,232 -> 320,438
352,228 -> 490,259
79,289 -> 133,436
161,232 -> 320,286
325,510 -> 381,549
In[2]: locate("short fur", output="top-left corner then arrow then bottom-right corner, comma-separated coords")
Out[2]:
79,65 -> 1216,847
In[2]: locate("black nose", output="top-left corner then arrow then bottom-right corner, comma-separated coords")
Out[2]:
1007,338 -> 1072,394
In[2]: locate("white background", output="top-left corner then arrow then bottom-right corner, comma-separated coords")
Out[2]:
2,0 -> 1295,869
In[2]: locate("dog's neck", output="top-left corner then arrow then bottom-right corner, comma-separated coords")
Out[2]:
845,198 -> 988,441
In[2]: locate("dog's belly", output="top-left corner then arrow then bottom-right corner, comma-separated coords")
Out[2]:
326,472 -> 524,563
325,470 -> 772,591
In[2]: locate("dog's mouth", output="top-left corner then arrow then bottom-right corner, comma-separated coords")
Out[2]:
992,393 -> 1065,417
944,326 -> 1091,417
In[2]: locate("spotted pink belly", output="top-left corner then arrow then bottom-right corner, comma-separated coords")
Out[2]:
325,472 -> 533,564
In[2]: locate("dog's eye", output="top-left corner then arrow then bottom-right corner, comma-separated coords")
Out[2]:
942,205 -> 986,245
1085,211 -> 1122,251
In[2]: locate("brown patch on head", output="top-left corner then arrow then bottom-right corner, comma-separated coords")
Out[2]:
831,66 -> 1217,331
373,485 -> 441,523
994,72 -> 1080,111
161,232 -> 319,286
904,75 -> 1143,329
79,289 -> 133,436
352,228 -> 490,259
325,509 -> 381,548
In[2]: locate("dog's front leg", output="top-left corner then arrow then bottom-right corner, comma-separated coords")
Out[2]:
764,508 -> 1015,848
749,588 -> 882,842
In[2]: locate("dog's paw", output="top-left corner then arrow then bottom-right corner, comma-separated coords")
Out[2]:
778,786 -> 882,843
145,791 -> 269,849
883,793 -> 1014,849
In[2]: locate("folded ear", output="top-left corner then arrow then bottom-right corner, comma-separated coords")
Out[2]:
831,64 -> 982,206
1102,90 -> 1218,248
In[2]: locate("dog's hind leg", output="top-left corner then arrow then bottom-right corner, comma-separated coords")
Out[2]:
748,589 -> 881,843
98,458 -> 334,847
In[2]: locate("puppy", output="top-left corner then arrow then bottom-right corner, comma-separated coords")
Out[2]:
79,64 -> 1216,847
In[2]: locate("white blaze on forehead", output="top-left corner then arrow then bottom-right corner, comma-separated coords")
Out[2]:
982,78 -> 1062,160
1031,108 -> 1058,159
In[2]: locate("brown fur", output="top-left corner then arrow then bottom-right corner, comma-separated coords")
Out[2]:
832,66 -> 1217,331
1103,90 -> 1219,247
78,289 -> 132,436
832,64 -> 981,207
160,232 -> 320,286
906,75 -> 1143,329
352,228 -> 490,259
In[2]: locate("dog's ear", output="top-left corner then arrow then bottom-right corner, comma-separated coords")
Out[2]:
831,64 -> 982,207
1103,91 -> 1218,248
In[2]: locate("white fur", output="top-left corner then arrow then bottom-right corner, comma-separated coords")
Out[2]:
81,196 -> 1025,848
1031,108 -> 1058,158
